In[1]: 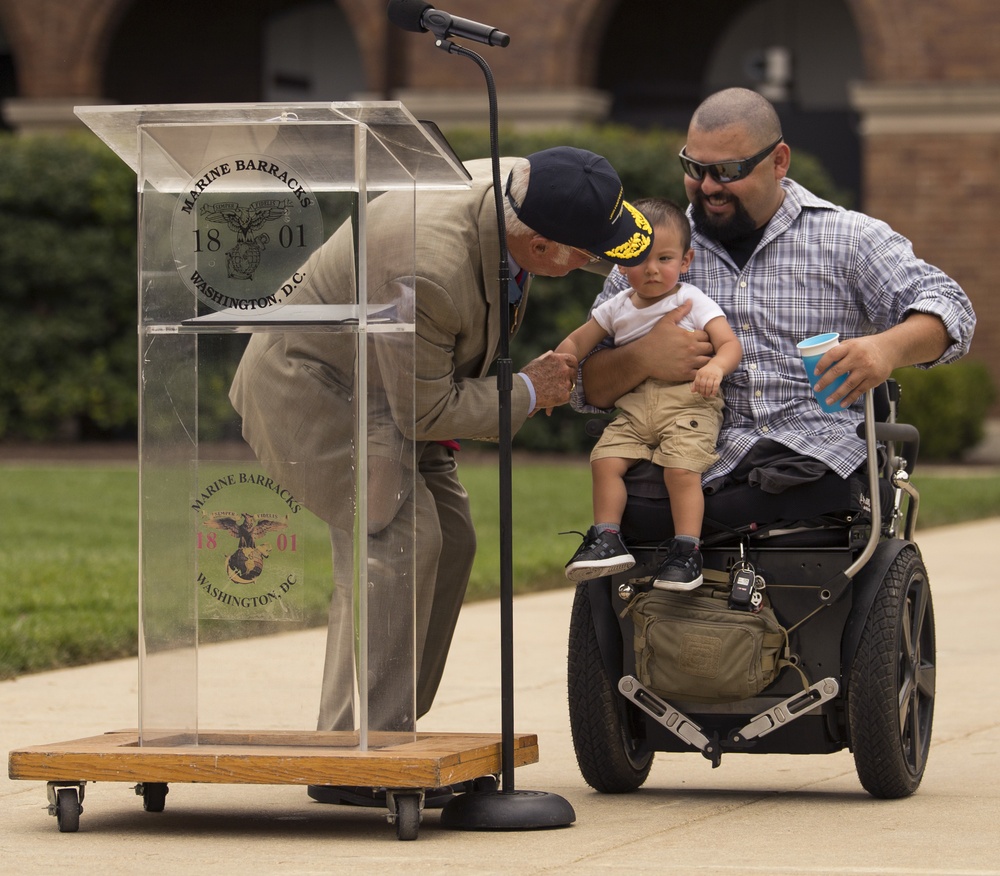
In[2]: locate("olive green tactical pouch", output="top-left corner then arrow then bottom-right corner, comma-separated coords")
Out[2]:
624,588 -> 788,704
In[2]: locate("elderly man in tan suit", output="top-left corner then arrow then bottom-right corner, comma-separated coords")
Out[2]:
230,146 -> 651,805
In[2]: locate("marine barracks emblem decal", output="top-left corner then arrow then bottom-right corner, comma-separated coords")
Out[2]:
202,512 -> 288,585
171,154 -> 324,312
193,468 -> 305,621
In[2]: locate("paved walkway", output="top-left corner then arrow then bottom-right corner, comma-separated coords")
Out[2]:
3,519 -> 1000,874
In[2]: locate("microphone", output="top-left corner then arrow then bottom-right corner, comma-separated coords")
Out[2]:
387,0 -> 511,47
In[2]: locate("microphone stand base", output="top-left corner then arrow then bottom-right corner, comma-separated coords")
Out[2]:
440,788 -> 576,831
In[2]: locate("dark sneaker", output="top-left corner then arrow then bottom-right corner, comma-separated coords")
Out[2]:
564,526 -> 635,581
652,539 -> 704,591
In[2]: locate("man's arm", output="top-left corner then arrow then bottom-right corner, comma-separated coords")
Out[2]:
581,303 -> 714,408
813,312 -> 951,408
814,215 -> 975,409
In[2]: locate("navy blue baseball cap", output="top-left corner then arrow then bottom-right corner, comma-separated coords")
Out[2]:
505,146 -> 653,266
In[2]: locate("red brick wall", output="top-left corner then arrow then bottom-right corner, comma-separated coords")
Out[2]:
384,0 -> 608,91
863,130 -> 997,381
851,0 -> 1000,81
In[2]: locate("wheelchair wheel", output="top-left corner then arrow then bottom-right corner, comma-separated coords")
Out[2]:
848,546 -> 935,799
568,583 -> 653,793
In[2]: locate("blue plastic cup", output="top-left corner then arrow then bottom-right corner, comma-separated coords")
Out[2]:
797,332 -> 848,413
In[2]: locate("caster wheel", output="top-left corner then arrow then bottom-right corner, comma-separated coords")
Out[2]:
139,782 -> 169,812
56,787 -> 81,833
394,793 -> 420,841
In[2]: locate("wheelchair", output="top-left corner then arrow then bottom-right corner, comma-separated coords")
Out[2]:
567,381 -> 932,799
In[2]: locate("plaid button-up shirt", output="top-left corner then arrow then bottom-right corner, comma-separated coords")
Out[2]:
572,178 -> 976,483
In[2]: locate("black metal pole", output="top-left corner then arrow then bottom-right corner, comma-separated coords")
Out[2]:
414,35 -> 573,830
442,40 -> 516,795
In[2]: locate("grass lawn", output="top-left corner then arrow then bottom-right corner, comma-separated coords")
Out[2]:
2,455 -> 999,679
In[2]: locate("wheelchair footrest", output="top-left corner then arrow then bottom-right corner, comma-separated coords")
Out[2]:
618,676 -> 722,766
729,677 -> 840,745
618,674 -> 840,767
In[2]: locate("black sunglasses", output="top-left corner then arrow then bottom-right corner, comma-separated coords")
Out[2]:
678,136 -> 783,183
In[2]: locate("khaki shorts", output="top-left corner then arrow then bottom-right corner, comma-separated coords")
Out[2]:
590,379 -> 724,473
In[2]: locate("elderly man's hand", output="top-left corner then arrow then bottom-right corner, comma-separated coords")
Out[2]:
522,350 -> 578,415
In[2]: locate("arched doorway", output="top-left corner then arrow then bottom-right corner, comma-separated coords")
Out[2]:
103,0 -> 366,105
262,3 -> 365,102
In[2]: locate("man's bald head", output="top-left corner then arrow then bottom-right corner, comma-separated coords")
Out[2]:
690,87 -> 782,145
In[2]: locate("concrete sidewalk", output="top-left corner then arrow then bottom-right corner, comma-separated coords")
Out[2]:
3,520 -> 1000,874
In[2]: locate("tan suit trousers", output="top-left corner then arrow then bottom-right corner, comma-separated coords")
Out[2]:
316,441 -> 477,731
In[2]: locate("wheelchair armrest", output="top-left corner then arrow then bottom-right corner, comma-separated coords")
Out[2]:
855,420 -> 920,474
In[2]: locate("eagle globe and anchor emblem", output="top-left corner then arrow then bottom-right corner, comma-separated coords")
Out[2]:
202,511 -> 289,585
194,470 -> 305,621
200,200 -> 291,281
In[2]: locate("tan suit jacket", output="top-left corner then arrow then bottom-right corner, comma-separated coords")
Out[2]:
230,158 -> 531,527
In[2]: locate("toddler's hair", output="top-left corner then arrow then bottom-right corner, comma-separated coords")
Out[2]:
631,197 -> 691,252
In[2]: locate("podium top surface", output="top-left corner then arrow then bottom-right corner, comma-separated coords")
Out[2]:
75,101 -> 472,191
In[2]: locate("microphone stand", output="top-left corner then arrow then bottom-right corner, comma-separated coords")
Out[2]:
423,35 -> 575,831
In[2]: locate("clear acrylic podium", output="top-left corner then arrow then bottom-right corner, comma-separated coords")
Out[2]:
8,102 -> 537,839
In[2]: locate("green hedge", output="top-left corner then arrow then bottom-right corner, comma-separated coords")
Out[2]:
0,132 -> 137,440
892,361 -> 996,461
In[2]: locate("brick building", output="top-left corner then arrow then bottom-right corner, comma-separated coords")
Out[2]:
0,0 -> 996,395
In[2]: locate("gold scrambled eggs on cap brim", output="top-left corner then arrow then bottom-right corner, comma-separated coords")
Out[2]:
590,200 -> 653,266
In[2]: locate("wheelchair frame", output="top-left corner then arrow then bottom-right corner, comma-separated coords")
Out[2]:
567,386 -> 934,799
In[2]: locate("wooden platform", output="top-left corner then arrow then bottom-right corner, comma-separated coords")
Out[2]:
8,729 -> 539,789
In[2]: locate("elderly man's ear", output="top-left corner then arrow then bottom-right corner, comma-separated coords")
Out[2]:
529,235 -> 553,256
